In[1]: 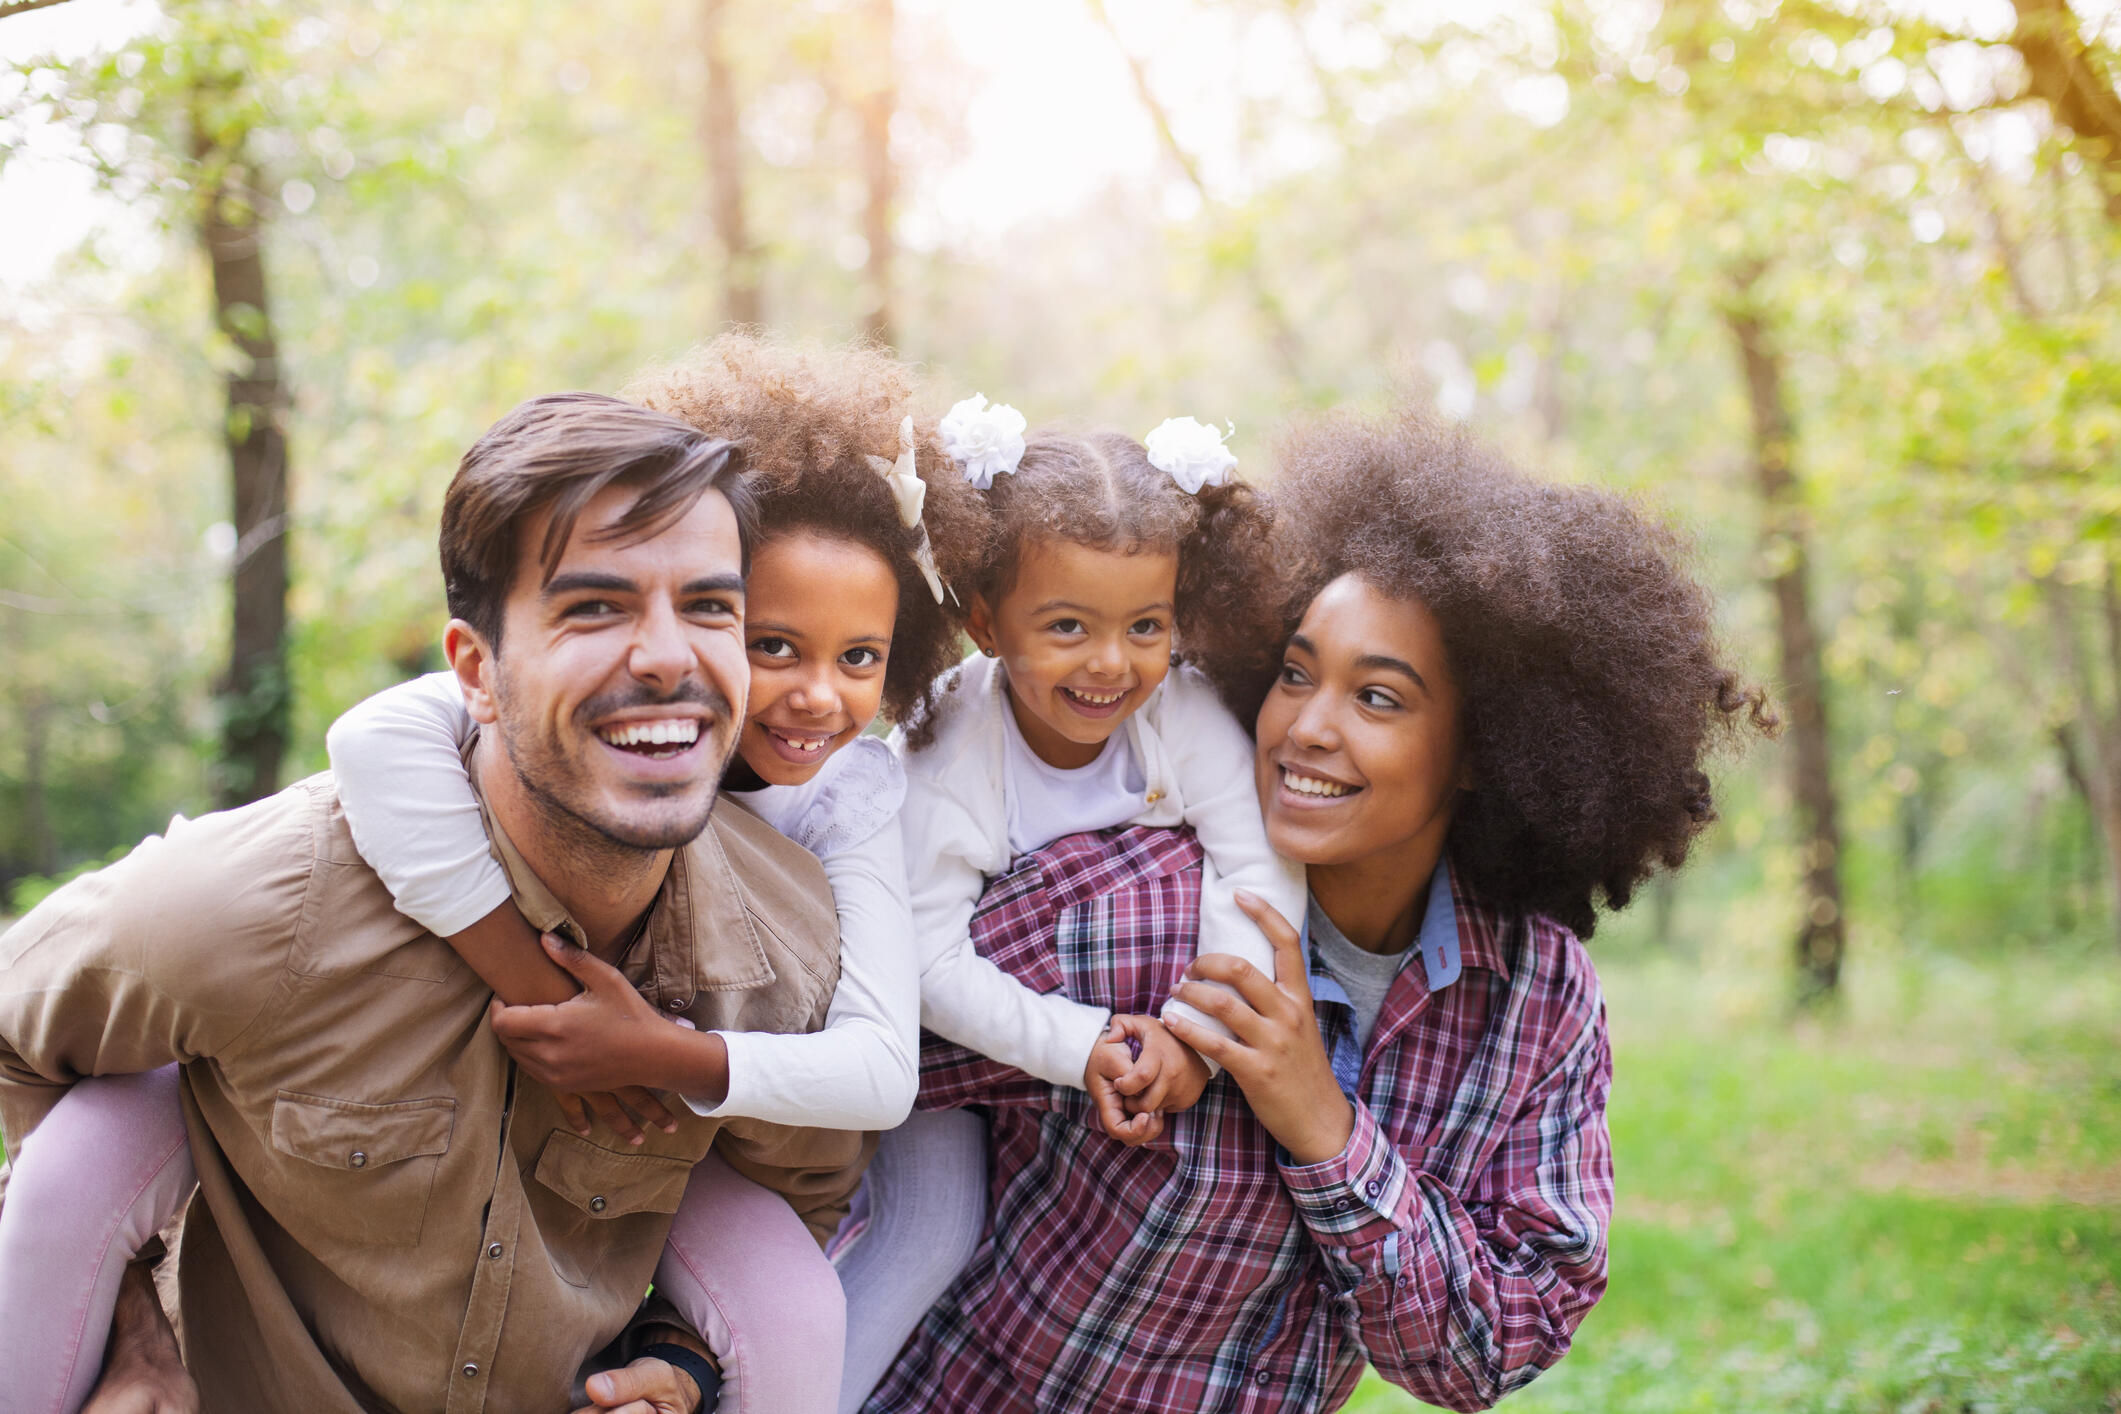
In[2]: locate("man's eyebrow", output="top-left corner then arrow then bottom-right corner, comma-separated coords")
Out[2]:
543,572 -> 637,598
681,574 -> 746,597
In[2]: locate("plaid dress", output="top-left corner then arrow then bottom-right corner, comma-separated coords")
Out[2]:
862,826 -> 1614,1414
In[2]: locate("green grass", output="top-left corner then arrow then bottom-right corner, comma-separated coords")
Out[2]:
1346,948 -> 2121,1413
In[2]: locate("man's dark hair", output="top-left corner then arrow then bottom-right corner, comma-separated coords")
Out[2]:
440,391 -> 757,649
1268,405 -> 1777,939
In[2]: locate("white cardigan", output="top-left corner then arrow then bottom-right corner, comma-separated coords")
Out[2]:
897,654 -> 1307,1090
325,672 -> 918,1132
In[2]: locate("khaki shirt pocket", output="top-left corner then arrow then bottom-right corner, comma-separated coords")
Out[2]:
531,1131 -> 695,1287
268,1091 -> 456,1248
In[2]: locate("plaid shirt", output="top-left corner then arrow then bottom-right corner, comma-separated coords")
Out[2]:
863,826 -> 1613,1414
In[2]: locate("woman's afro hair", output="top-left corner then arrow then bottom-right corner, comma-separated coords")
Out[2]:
621,335 -> 985,726
1268,405 -> 1776,939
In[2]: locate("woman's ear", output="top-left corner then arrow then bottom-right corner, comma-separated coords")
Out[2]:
964,594 -> 1000,658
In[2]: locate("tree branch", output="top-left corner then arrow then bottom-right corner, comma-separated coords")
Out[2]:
0,0 -> 78,19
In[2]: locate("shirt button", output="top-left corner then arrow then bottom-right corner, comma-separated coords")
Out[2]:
487,1242 -> 504,1259
1254,1368 -> 1272,1386
1365,1178 -> 1383,1199
1145,790 -> 1163,804
461,1363 -> 479,1378
348,1151 -> 367,1169
590,1195 -> 608,1213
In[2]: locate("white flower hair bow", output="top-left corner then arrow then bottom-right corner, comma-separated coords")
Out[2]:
939,393 -> 1027,489
1144,416 -> 1238,494
865,415 -> 951,604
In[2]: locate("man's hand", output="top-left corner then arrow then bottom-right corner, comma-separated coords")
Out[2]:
1083,1024 -> 1163,1147
488,935 -> 726,1132
571,1357 -> 705,1414
1107,1014 -> 1212,1116
81,1259 -> 199,1414
1164,890 -> 1355,1165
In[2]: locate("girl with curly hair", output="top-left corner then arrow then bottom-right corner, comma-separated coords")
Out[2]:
831,405 -> 1306,1405
0,335 -> 982,1414
860,406 -> 1769,1414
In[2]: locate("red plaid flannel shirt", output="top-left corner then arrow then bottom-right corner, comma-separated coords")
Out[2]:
862,825 -> 1614,1414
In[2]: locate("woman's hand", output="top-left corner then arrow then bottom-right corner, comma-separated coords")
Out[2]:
1163,890 -> 1354,1165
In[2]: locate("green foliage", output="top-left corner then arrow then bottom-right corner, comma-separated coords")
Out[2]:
1346,950 -> 2121,1413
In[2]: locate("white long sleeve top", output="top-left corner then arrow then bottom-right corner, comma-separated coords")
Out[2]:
323,672 -> 918,1132
896,654 -> 1307,1090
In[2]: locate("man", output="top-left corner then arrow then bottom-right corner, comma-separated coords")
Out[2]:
0,392 -> 862,1411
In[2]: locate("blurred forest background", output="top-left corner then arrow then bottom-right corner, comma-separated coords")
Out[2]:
2,0 -> 2118,1408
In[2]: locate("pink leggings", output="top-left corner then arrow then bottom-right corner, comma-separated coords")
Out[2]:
0,1068 -> 842,1414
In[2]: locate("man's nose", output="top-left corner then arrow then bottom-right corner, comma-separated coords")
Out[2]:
628,597 -> 694,692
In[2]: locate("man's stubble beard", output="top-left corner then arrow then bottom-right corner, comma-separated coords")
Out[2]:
492,665 -> 741,868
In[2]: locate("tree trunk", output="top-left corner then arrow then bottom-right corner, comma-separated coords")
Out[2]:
1724,271 -> 1847,1004
2010,0 -> 2121,223
700,0 -> 762,327
2043,568 -> 2121,955
193,99 -> 290,809
855,0 -> 895,348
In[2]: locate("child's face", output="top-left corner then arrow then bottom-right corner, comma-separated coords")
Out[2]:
967,537 -> 1179,770
737,531 -> 899,787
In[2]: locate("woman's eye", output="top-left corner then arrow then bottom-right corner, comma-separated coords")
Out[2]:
1357,688 -> 1401,711
750,636 -> 795,660
842,646 -> 884,669
1278,661 -> 1309,686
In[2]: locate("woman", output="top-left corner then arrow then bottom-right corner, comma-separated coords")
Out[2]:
858,405 -> 1771,1412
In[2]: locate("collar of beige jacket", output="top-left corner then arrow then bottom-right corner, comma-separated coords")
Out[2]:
465,732 -> 777,1013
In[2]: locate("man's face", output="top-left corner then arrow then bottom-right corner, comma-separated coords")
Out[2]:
477,483 -> 749,851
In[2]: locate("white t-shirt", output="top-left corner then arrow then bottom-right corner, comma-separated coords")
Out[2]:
1000,691 -> 1147,858
323,672 -> 918,1132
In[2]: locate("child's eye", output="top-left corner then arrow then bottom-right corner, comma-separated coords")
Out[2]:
1047,618 -> 1085,635
842,646 -> 884,669
750,636 -> 796,660
1128,618 -> 1167,637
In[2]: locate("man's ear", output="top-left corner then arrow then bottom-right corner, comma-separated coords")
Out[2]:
444,620 -> 502,725
963,594 -> 999,658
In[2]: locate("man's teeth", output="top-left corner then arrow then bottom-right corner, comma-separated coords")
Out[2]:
598,719 -> 700,748
1283,769 -> 1353,798
1066,688 -> 1125,706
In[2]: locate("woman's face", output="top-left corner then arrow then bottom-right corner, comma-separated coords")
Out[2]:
737,531 -> 900,787
1254,572 -> 1467,869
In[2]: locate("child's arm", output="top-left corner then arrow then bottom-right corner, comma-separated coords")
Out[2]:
327,673 -> 678,1139
903,786 -> 1115,1093
1157,669 -> 1310,1043
691,812 -> 919,1130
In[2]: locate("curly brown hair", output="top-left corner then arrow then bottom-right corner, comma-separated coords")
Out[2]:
951,428 -> 1283,726
621,335 -> 986,726
1269,407 -> 1775,939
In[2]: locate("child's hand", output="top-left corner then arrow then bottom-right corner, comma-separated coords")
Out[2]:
1107,1014 -> 1212,1116
489,934 -> 701,1141
1083,1024 -> 1163,1147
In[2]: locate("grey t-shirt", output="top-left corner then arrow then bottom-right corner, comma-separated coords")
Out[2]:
1307,897 -> 1410,1054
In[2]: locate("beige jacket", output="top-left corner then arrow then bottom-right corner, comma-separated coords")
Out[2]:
0,770 -> 866,1414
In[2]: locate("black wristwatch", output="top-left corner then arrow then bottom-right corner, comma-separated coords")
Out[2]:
637,1343 -> 723,1412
